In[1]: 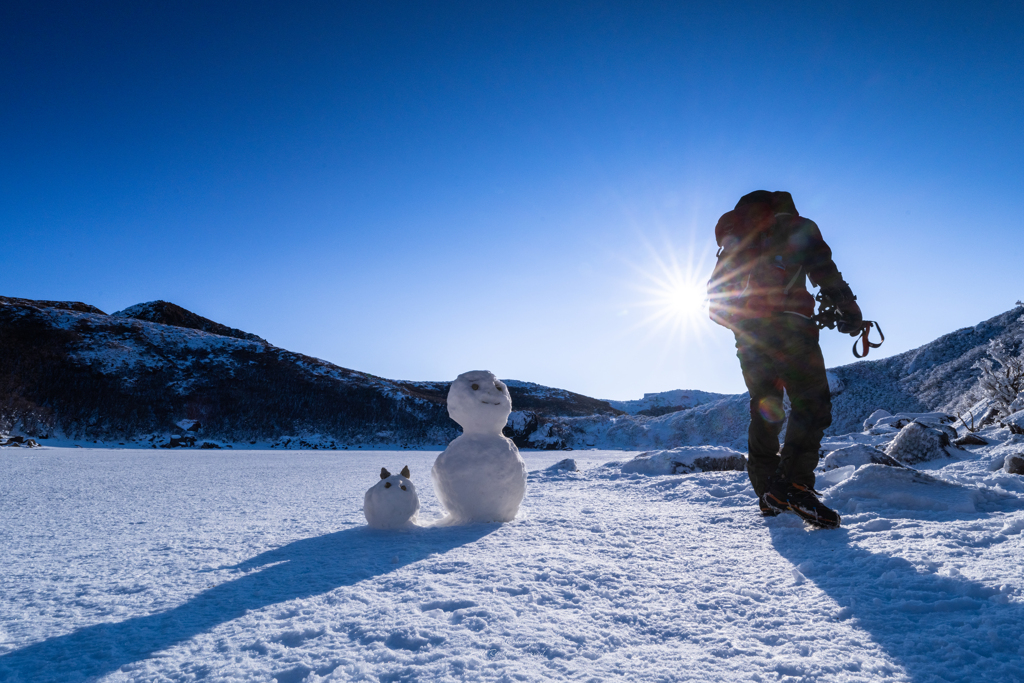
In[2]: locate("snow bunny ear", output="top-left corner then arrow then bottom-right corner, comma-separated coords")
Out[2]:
380,467 -> 391,480
401,465 -> 411,478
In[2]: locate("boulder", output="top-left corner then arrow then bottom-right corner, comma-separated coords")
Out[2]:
954,432 -> 987,448
503,410 -> 540,447
1004,454 -> 1024,475
621,446 -> 746,476
1001,410 -> 1024,436
885,421 -> 964,466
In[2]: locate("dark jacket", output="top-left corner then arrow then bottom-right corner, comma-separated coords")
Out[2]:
708,207 -> 847,327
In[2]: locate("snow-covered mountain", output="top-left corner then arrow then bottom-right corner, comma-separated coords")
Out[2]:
603,389 -> 731,416
2,295 -> 1021,451
0,296 -> 621,448
537,306 -> 1024,451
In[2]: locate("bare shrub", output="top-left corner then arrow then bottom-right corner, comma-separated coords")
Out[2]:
974,339 -> 1024,417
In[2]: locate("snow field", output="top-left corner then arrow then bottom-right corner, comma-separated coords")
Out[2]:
1,448 -> 1023,682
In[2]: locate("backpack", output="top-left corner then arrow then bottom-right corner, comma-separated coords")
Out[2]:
707,205 -> 803,329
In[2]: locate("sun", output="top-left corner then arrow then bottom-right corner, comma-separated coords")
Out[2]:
625,238 -> 717,344
643,269 -> 708,332
660,280 -> 708,321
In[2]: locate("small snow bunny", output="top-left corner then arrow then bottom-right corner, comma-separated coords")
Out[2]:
363,466 -> 420,529
431,370 -> 527,523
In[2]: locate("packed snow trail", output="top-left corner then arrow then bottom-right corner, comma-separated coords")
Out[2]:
1,449 -> 1022,682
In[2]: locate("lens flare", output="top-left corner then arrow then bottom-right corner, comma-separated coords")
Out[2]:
626,236 -> 718,345
757,397 -> 786,423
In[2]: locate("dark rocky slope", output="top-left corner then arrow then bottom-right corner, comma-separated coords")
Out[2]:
0,297 -> 620,447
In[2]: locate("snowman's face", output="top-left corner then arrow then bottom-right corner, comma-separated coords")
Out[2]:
372,471 -> 416,497
447,370 -> 512,433
364,465 -> 420,529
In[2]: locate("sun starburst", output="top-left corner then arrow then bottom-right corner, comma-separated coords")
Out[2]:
626,237 -> 718,345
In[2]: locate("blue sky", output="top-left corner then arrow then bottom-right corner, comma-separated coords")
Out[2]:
2,1 -> 1023,399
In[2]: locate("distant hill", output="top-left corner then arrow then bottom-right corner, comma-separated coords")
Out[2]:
1,295 -> 1020,450
112,300 -> 268,344
605,389 -> 732,416
0,297 -> 621,448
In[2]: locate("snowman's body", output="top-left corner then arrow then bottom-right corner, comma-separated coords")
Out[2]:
364,466 -> 420,529
432,370 -> 527,523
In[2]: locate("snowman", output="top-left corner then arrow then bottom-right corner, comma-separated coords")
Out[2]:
432,370 -> 527,523
363,466 -> 420,529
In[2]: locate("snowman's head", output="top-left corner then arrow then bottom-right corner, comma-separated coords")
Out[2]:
447,370 -> 512,433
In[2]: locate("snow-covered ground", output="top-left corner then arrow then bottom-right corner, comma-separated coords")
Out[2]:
2,442 -> 1023,682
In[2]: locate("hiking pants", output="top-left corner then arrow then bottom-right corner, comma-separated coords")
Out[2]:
733,314 -> 832,496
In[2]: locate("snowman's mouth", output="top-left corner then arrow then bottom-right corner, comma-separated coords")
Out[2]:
480,400 -> 502,405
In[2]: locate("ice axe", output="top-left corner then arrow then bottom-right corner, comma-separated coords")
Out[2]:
812,291 -> 885,358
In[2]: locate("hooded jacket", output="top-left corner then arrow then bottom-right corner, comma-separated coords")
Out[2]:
707,193 -> 848,328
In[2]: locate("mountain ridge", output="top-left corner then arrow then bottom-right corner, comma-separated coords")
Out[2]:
2,295 -> 1020,450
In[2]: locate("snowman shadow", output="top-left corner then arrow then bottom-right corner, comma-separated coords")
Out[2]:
0,524 -> 496,682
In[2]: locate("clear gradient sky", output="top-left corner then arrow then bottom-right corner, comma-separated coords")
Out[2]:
3,1 -> 1023,399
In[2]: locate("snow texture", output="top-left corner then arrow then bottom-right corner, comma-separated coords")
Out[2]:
363,467 -> 420,529
1,443 -> 1023,683
431,371 -> 527,523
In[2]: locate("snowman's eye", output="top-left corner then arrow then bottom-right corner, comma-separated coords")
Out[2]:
400,485 -> 407,490
384,481 -> 392,488
471,383 -> 479,390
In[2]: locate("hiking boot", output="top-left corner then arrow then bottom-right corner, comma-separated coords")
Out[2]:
758,496 -> 783,517
760,478 -> 791,516
785,483 -> 841,529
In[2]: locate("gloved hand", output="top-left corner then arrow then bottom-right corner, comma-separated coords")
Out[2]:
836,300 -> 863,336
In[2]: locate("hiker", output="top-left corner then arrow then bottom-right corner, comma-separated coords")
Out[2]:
707,190 -> 862,528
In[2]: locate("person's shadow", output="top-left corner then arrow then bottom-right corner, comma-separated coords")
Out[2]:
767,519 -> 1024,682
0,523 -> 496,683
